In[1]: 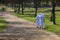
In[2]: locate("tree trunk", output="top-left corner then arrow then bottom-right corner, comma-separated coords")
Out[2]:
18,4 -> 20,14
12,4 -> 14,9
46,0 -> 49,6
35,6 -> 38,17
34,0 -> 38,17
14,4 -> 17,13
52,3 -> 56,24
22,3 -> 24,15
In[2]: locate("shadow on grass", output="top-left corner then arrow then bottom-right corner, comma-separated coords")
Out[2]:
0,23 -> 9,32
0,19 -> 8,23
24,13 -> 35,17
44,10 -> 60,12
16,13 -> 35,17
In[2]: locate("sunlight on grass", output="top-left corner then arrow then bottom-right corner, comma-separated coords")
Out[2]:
0,18 -> 8,32
14,7 -> 60,35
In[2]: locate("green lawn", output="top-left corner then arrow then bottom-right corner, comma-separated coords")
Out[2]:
0,18 -> 8,32
14,7 -> 60,35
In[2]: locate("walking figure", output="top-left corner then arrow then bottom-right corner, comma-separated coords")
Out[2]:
36,13 -> 45,29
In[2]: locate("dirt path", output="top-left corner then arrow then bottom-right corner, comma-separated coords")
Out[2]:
0,11 -> 60,40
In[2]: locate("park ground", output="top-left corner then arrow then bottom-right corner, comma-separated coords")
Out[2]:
13,7 -> 60,35
0,7 -> 60,40
0,11 -> 60,40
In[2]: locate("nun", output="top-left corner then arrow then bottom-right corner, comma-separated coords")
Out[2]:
36,13 -> 45,29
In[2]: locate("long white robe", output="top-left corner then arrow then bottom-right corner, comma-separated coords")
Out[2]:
36,13 -> 44,27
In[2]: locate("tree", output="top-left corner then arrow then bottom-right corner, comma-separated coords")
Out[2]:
21,3 -> 24,15
50,0 -> 60,24
34,0 -> 39,17
18,4 -> 20,14
52,2 -> 56,24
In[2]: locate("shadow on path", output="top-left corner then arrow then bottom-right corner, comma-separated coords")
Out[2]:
0,11 -> 60,40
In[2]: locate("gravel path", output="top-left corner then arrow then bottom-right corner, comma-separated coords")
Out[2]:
0,11 -> 60,40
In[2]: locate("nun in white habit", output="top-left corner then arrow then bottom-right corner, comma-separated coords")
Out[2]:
36,13 -> 45,29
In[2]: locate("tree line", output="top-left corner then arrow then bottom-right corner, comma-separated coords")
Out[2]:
0,0 -> 60,24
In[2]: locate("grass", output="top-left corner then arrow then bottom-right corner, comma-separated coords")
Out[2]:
0,18 -> 8,32
6,7 -> 13,11
14,7 -> 60,35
